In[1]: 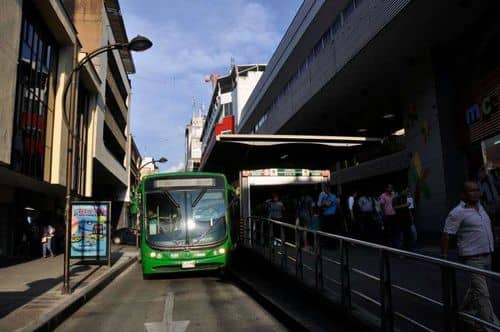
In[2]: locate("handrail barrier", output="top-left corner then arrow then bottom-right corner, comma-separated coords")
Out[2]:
243,216 -> 500,332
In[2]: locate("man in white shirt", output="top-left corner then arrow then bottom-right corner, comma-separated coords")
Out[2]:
441,181 -> 499,328
347,191 -> 359,237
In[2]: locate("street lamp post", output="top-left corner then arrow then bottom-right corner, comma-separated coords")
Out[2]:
61,35 -> 152,294
134,157 -> 168,248
139,157 -> 168,172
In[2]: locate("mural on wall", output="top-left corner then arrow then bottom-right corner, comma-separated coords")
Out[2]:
420,118 -> 431,144
407,104 -> 432,145
406,102 -> 433,202
406,104 -> 419,128
409,152 -> 431,203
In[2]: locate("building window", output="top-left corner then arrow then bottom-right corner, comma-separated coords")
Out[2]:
103,124 -> 125,165
223,102 -> 233,117
73,87 -> 91,194
12,4 -> 58,179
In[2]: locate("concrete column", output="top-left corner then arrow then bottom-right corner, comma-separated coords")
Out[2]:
401,55 -> 448,236
0,0 -> 22,165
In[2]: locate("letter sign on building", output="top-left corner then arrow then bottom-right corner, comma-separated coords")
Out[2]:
465,96 -> 496,125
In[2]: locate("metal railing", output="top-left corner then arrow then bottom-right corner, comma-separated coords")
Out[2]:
243,216 -> 500,332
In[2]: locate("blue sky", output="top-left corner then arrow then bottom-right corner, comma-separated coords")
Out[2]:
120,0 -> 302,171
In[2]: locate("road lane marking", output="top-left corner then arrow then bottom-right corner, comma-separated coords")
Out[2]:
144,292 -> 189,332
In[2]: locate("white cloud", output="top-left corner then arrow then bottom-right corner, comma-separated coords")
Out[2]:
166,161 -> 185,173
121,0 -> 301,170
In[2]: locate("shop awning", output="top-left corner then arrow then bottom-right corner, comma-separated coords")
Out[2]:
200,134 -> 382,173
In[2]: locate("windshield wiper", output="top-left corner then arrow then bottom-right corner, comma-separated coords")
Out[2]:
192,216 -> 225,244
191,188 -> 207,208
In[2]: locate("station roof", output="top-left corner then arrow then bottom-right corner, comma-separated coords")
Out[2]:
200,134 -> 381,173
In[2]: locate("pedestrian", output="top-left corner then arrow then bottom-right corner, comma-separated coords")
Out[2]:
441,181 -> 499,330
17,231 -> 30,260
296,191 -> 314,248
267,193 -> 285,222
264,193 -> 285,244
372,193 -> 384,243
357,191 -> 375,241
318,184 -> 339,246
347,190 -> 361,238
379,184 -> 397,247
406,189 -> 418,250
393,188 -> 416,251
41,225 -> 55,258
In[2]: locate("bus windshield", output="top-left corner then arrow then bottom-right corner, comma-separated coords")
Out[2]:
145,188 -> 226,247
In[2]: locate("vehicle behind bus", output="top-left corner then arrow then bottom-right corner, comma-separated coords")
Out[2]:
137,172 -> 234,278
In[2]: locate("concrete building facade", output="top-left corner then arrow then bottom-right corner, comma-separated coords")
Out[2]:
65,0 -> 137,230
233,0 -> 500,238
0,0 -> 81,258
0,0 -> 141,258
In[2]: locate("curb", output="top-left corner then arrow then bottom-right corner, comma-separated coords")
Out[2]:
17,255 -> 137,332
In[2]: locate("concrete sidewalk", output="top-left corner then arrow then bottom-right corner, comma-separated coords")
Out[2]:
0,245 -> 138,331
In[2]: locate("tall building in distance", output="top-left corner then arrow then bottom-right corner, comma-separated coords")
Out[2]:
185,112 -> 206,172
200,64 -> 266,169
140,157 -> 159,178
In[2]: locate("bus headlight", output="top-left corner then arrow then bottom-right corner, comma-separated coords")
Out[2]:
170,253 -> 179,259
214,247 -> 226,255
149,252 -> 157,258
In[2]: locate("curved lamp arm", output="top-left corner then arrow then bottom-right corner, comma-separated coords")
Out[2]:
61,43 -> 127,135
139,158 -> 167,171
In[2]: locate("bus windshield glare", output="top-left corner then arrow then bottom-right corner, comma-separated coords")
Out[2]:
145,188 -> 226,247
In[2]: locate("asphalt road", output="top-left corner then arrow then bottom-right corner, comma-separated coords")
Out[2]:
55,263 -> 288,332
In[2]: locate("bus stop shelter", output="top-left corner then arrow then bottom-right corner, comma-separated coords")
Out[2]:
199,134 -> 382,174
199,133 -> 383,227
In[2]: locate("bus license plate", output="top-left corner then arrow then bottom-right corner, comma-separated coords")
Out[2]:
182,261 -> 195,269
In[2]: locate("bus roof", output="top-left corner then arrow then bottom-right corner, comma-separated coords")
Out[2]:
142,171 -> 227,183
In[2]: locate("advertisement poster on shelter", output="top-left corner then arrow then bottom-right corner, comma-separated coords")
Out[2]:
70,202 -> 110,259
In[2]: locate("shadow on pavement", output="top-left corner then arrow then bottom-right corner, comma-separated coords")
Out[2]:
0,276 -> 62,318
230,247 -> 373,332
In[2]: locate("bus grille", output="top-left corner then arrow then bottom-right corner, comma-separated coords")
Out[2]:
153,263 -> 222,272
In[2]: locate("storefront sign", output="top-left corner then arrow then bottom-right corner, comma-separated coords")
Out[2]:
70,202 -> 110,259
466,96 -> 496,125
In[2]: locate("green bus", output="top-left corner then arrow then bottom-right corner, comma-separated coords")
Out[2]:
135,172 -> 236,278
